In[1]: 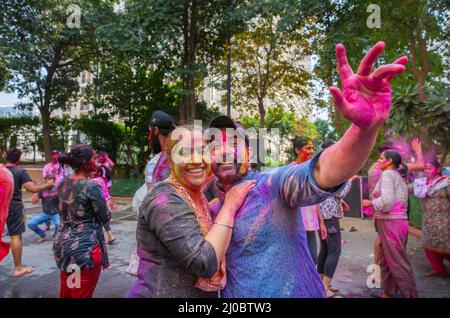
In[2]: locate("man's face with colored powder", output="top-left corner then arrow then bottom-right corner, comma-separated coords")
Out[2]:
210,128 -> 249,185
51,152 -> 59,163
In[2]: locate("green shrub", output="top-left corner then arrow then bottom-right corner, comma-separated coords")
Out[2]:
409,195 -> 423,229
110,178 -> 143,197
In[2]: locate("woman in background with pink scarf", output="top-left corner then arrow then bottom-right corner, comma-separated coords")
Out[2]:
413,158 -> 449,277
363,150 -> 417,298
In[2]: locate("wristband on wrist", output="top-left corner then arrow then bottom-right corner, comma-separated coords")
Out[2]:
214,221 -> 234,230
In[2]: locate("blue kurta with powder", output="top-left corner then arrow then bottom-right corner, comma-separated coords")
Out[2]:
210,153 -> 343,297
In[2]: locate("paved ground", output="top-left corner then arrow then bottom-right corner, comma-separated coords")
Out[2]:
1,195 -> 449,298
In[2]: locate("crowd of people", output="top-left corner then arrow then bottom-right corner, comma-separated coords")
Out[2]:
0,41 -> 448,298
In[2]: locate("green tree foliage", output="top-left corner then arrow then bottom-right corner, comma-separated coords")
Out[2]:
72,116 -> 124,162
0,0 -> 114,161
228,1 -> 315,128
0,116 -> 40,160
390,84 -> 450,164
311,0 -> 449,137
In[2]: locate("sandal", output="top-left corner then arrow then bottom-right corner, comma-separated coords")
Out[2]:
35,237 -> 46,243
108,238 -> 117,245
12,266 -> 33,277
425,271 -> 447,277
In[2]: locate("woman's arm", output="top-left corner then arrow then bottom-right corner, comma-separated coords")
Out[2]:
407,137 -> 424,172
89,183 -> 110,224
205,180 -> 255,266
147,181 -> 255,279
317,206 -> 327,240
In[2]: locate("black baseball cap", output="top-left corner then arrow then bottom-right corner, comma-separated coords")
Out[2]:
149,111 -> 176,135
208,115 -> 248,144
209,115 -> 237,130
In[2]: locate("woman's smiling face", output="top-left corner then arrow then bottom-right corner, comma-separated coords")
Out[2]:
170,128 -> 211,192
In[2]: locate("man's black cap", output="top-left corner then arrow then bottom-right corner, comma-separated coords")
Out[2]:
149,111 -> 175,134
209,115 -> 237,129
208,115 -> 248,143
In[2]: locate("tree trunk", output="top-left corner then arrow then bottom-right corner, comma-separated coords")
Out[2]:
258,101 -> 266,129
180,0 -> 197,124
409,22 -> 430,101
40,106 -> 52,162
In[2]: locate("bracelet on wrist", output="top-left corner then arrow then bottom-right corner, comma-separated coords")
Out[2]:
214,221 -> 234,230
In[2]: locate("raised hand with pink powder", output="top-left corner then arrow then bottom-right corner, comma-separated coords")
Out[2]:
314,41 -> 408,189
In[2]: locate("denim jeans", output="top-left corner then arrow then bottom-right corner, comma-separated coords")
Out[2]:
27,212 -> 60,238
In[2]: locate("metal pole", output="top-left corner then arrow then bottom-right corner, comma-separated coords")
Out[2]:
226,0 -> 232,116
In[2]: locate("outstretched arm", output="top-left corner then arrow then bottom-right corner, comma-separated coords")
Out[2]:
314,42 -> 408,189
407,137 -> 424,172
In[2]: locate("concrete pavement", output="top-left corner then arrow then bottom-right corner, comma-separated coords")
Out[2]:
1,196 -> 449,298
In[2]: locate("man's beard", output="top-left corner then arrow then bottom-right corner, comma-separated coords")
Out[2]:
212,162 -> 243,185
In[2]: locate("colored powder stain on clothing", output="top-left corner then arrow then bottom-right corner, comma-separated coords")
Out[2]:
210,153 -> 344,297
152,152 -> 171,183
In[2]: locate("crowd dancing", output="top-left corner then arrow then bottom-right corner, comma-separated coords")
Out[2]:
0,42 -> 448,298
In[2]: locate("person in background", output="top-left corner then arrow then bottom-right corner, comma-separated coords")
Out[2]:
42,150 -> 65,232
317,140 -> 357,298
145,110 -> 175,190
127,110 -> 175,277
367,138 -> 424,266
5,148 -> 53,277
54,144 -> 111,298
413,158 -> 449,277
92,166 -> 116,245
0,148 -> 14,263
290,136 -> 327,264
363,150 -> 417,298
27,181 -> 60,243
96,151 -> 115,208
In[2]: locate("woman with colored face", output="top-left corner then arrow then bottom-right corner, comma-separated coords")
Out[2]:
413,158 -> 449,277
363,150 -> 417,298
293,136 -> 315,164
54,144 -> 111,298
129,127 -> 255,298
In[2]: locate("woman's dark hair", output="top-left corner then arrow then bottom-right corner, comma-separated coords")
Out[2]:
97,166 -> 112,181
383,150 -> 408,178
292,136 -> 310,153
58,144 -> 95,171
6,148 -> 22,163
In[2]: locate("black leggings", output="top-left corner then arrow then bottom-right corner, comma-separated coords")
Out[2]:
306,230 -> 318,264
317,217 -> 342,278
